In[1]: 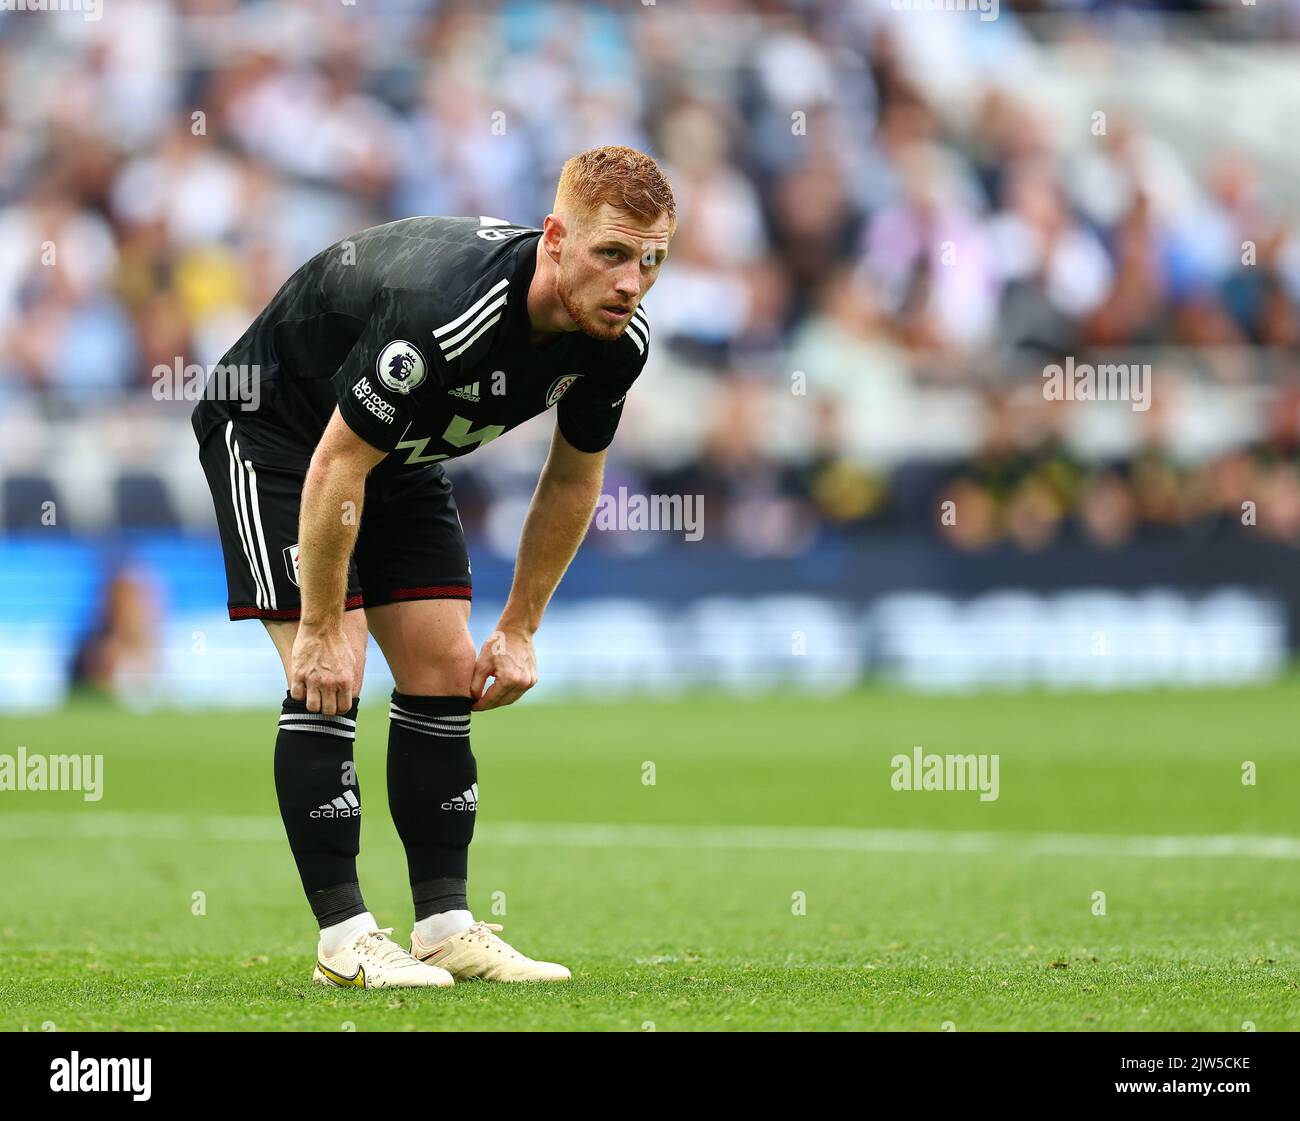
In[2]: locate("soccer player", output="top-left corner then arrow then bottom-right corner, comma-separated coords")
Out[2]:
192,146 -> 674,988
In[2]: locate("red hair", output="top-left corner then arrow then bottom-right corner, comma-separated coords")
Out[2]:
554,145 -> 676,232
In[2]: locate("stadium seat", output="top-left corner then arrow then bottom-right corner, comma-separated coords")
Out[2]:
115,471 -> 181,529
2,474 -> 64,533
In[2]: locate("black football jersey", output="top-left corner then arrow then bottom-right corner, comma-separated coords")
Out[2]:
191,215 -> 649,476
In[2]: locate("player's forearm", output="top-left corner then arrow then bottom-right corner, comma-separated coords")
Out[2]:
297,454 -> 366,630
499,470 -> 604,635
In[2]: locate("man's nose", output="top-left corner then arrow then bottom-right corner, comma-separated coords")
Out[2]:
615,262 -> 641,297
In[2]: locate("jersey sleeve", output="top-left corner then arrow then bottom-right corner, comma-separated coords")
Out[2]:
334,286 -> 450,454
556,331 -> 649,454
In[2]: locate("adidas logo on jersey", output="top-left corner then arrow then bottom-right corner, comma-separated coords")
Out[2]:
448,382 -> 480,403
441,783 -> 478,811
311,789 -> 360,819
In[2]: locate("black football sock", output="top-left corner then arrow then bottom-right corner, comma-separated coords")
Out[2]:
274,691 -> 368,929
386,691 -> 476,920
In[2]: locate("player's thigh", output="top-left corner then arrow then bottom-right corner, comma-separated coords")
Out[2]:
354,464 -> 474,696
365,600 -> 475,697
262,610 -> 371,693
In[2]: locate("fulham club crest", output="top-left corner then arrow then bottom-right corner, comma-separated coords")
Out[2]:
283,543 -> 300,587
546,374 -> 580,407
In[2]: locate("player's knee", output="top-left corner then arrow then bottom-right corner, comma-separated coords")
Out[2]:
395,637 -> 476,697
433,640 -> 477,697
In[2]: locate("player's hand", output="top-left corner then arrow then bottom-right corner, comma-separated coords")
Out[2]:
290,625 -> 357,715
470,628 -> 537,711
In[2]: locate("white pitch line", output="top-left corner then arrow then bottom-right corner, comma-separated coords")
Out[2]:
1,812 -> 1299,860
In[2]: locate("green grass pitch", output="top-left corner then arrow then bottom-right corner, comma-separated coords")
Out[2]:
2,681 -> 1298,1031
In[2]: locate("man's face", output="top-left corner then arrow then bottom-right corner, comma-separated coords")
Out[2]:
553,203 -> 672,342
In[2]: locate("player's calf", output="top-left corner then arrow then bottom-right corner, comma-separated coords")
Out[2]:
385,692 -> 570,983
274,692 -> 374,941
387,690 -> 479,935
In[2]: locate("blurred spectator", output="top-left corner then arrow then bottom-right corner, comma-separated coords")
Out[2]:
1,0 -> 1299,555
69,566 -> 161,703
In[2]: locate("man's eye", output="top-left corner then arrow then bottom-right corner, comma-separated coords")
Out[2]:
602,248 -> 623,261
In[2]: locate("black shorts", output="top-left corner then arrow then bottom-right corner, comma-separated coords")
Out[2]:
198,419 -> 471,621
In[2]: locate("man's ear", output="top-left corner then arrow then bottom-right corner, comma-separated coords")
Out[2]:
542,213 -> 566,263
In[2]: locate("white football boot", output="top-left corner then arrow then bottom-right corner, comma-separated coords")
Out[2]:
410,921 -> 572,982
312,926 -> 455,989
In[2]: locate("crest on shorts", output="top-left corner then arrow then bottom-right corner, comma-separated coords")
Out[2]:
376,340 -> 427,394
283,543 -> 300,587
546,374 -> 580,408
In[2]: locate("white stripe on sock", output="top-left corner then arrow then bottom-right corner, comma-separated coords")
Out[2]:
389,715 -> 468,738
390,703 -> 469,728
275,717 -> 353,733
277,723 -> 356,740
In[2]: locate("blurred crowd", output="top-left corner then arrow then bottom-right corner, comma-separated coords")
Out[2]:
2,0 -> 1300,554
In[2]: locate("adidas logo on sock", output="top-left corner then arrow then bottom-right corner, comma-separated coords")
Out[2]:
448,381 -> 480,402
311,788 -> 361,819
441,782 -> 478,811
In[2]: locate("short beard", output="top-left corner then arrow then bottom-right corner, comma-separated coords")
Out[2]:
557,269 -> 624,342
